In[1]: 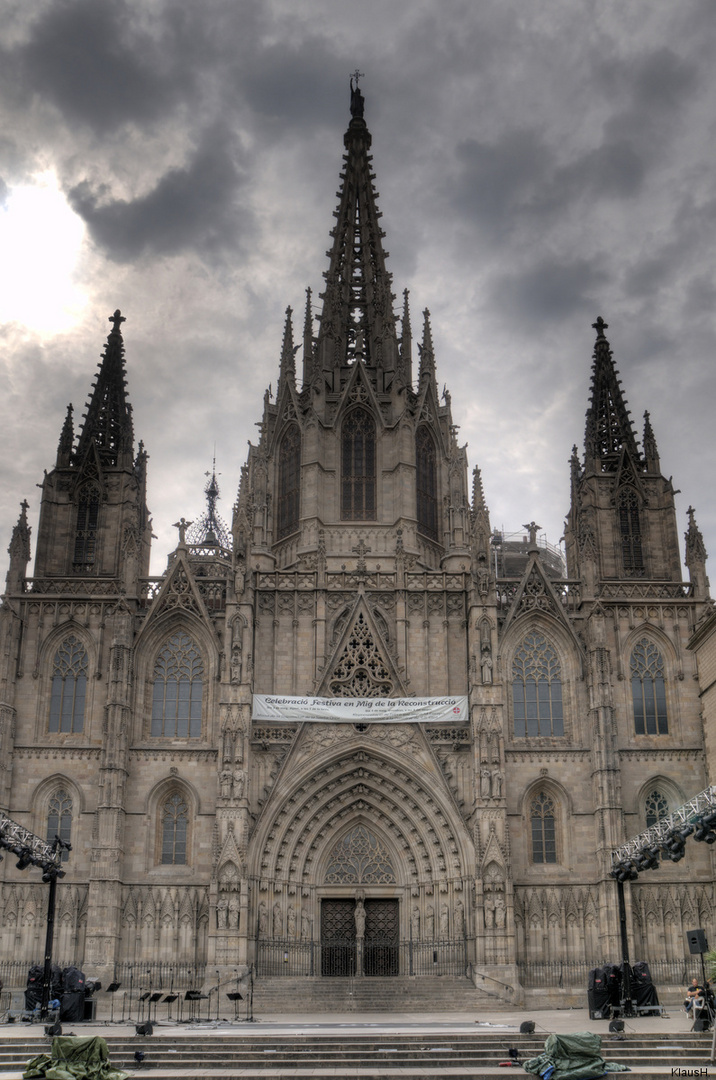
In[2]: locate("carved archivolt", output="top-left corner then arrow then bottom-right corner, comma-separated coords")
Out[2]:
250,744 -> 470,891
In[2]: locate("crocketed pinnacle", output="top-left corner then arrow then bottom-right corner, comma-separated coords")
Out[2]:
75,310 -> 134,469
642,410 -> 660,472
302,287 -> 314,385
278,306 -> 296,392
314,85 -> 398,375
398,288 -> 413,386
56,403 -> 74,468
584,316 -> 641,471
418,309 -> 436,383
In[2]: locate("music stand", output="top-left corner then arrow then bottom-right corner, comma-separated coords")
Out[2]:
105,983 -> 121,1024
149,992 -> 162,1023
138,992 -> 151,1024
184,989 -> 202,1022
226,992 -> 243,1022
162,993 -> 178,1022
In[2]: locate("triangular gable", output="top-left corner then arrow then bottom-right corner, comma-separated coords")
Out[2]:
614,446 -> 648,501
499,553 -> 585,664
136,550 -> 215,639
480,829 -> 507,875
316,595 -> 407,698
414,380 -> 448,457
70,439 -> 105,497
335,359 -> 384,427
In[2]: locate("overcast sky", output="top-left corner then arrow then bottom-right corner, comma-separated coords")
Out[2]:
0,0 -> 714,584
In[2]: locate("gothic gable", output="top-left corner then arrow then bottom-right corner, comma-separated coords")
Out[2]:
499,553 -> 584,665
317,597 -> 406,697
136,549 -> 217,641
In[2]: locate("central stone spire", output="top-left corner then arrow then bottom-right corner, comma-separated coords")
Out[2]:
313,83 -> 399,385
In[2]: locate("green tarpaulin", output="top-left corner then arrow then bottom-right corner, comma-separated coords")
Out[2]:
23,1036 -> 128,1080
523,1031 -> 631,1080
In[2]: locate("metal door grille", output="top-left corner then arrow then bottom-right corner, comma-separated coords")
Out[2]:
365,899 -> 398,976
320,900 -> 356,976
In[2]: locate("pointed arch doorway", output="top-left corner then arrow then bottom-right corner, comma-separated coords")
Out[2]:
320,897 -> 399,976
320,823 -> 399,976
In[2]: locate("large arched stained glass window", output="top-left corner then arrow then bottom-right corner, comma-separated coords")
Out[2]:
151,632 -> 203,738
530,792 -> 557,863
416,425 -> 438,540
47,790 -> 72,862
341,409 -> 376,520
618,488 -> 644,577
161,792 -> 188,865
49,636 -> 88,733
512,632 -> 563,737
631,638 -> 668,735
277,424 -> 301,539
73,485 -> 100,569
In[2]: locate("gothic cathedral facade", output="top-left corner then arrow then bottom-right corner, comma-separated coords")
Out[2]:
0,97 -> 712,1004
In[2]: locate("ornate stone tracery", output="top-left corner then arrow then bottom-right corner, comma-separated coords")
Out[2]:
324,824 -> 396,884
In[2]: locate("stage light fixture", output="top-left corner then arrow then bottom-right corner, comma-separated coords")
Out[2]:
608,1019 -> 625,1033
16,849 -> 32,870
45,1020 -> 62,1037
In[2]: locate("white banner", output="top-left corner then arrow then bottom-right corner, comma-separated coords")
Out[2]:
252,695 -> 468,724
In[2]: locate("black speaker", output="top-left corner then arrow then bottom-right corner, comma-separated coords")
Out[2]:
687,929 -> 709,954
135,1021 -> 153,1036
520,1021 -> 536,1034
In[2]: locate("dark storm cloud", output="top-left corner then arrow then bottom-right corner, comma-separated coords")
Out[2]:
488,258 -> 609,326
68,124 -> 250,261
9,0 -> 180,131
450,131 -> 553,241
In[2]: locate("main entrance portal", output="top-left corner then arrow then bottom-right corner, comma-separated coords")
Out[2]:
321,899 -> 399,976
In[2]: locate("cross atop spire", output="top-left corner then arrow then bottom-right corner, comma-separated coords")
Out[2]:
584,315 -> 641,472
75,309 -> 134,469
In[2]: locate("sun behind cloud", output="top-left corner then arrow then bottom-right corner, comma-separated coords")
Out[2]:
0,171 -> 87,333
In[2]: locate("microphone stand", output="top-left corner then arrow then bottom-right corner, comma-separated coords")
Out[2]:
215,970 -> 221,1022
127,965 -> 134,1023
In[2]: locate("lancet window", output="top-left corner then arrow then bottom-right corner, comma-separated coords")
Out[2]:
530,792 -> 557,864
416,425 -> 438,540
151,632 -> 203,738
277,424 -> 301,539
512,632 -> 564,737
160,792 -> 188,865
47,790 -> 72,862
645,789 -> 669,827
631,638 -> 668,735
618,487 -> 644,576
49,636 -> 88,734
341,409 -> 376,520
73,485 -> 100,570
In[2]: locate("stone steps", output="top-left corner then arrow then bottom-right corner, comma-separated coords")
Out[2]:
252,975 -> 494,1012
0,1032 -> 712,1076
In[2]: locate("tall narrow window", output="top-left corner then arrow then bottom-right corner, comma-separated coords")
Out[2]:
645,789 -> 669,828
277,424 -> 301,539
47,790 -> 72,862
531,792 -> 557,863
512,632 -> 563,737
631,638 -> 668,735
161,792 -> 188,865
618,487 -> 644,577
342,409 -> 376,520
151,632 -> 203,738
73,485 -> 100,569
49,636 -> 88,733
416,425 -> 438,540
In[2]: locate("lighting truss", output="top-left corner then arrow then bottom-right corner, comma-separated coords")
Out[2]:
0,811 -> 62,872
611,784 -> 716,870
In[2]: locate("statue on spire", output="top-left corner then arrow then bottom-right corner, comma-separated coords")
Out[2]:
350,71 -> 365,118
